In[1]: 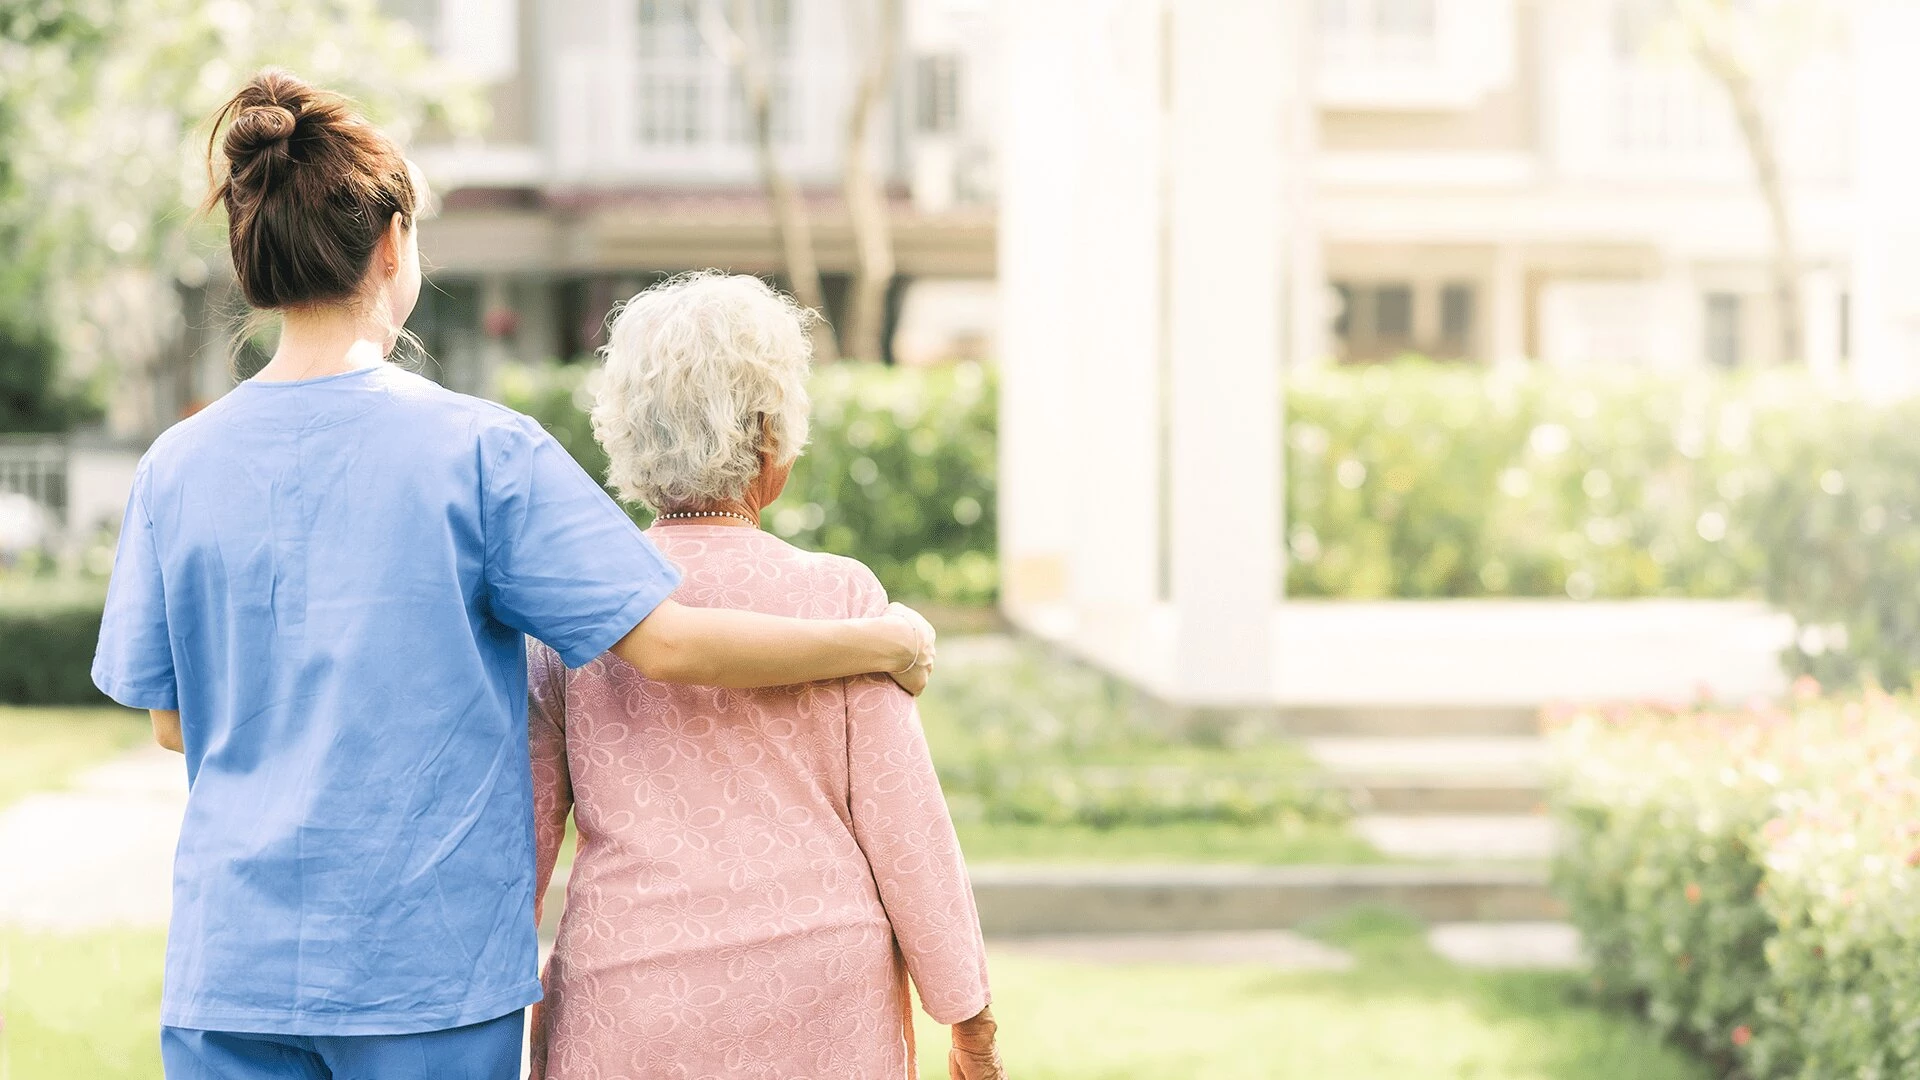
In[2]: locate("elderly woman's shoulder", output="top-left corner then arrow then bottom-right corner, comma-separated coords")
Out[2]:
776,541 -> 889,618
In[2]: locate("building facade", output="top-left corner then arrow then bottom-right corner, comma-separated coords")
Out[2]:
390,0 -> 1914,388
391,0 -> 999,396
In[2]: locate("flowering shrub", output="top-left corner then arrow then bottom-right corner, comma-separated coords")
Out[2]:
1551,685 -> 1920,1076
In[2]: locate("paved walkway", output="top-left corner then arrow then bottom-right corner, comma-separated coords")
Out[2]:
0,744 -> 1584,971
0,745 -> 185,931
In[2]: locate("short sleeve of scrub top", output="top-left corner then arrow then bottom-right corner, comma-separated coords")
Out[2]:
481,413 -> 681,667
92,462 -> 179,710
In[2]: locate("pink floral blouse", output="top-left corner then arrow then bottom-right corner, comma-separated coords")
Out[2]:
527,524 -> 991,1079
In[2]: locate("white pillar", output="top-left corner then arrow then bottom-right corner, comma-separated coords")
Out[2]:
1649,257 -> 1701,371
1282,0 -> 1326,370
1068,0 -> 1164,614
1165,0 -> 1289,706
1489,243 -> 1526,366
996,0 -> 1083,612
1852,0 -> 1920,398
1803,268 -> 1843,380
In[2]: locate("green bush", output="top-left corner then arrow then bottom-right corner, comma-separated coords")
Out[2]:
1290,362 -> 1920,688
1286,362 -> 1768,601
1551,687 -> 1920,1077
499,360 -> 998,605
0,580 -> 107,704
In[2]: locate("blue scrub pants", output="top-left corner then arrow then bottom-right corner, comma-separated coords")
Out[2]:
160,1009 -> 523,1080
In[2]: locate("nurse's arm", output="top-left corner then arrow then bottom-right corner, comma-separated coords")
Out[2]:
149,709 -> 183,753
609,598 -> 934,695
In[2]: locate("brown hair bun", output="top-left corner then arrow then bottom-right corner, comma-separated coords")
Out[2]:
203,68 -> 418,311
224,104 -> 297,162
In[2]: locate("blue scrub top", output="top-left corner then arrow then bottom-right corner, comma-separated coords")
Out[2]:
92,364 -> 680,1036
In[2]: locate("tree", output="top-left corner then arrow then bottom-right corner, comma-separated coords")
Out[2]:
839,0 -> 901,363
705,0 -> 841,362
1663,0 -> 1836,367
0,0 -> 481,437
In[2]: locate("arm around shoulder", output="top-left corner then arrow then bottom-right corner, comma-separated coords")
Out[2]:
607,597 -> 933,692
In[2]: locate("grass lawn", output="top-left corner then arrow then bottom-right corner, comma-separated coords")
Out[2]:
2,913 -> 1706,1080
0,929 -> 167,1080
0,707 -> 149,811
914,911 -> 1709,1080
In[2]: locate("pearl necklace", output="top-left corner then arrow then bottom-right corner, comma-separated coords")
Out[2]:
654,510 -> 758,526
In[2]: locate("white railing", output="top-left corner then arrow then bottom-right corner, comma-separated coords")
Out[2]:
1552,60 -> 1853,185
0,439 -> 68,526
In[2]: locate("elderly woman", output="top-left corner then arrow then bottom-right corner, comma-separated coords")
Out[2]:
528,272 -> 1003,1080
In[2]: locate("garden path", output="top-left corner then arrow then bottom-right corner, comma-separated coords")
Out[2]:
0,745 -> 184,930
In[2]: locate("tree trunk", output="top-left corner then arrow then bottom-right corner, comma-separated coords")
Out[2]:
1698,42 -> 1802,366
727,0 -> 839,361
841,0 -> 901,363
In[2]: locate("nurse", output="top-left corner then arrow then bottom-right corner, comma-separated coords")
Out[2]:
91,69 -> 937,1080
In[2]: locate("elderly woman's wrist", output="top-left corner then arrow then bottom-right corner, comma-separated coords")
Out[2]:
952,1006 -> 997,1048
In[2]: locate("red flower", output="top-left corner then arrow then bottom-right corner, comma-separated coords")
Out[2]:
1685,883 -> 1703,904
1733,1025 -> 1752,1047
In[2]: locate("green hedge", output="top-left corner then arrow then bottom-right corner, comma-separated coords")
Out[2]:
499,360 -> 998,605
1291,363 -> 1920,688
1551,687 -> 1920,1077
0,581 -> 107,705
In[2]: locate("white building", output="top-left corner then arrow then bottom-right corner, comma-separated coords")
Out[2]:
993,0 -> 1920,708
397,0 -> 1917,389
384,0 -> 999,396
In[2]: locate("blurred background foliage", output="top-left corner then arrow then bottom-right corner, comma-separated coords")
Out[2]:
499,357 -> 999,606
507,355 -> 1920,689
0,0 -> 478,430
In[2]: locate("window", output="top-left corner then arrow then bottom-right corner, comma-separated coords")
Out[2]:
917,54 -> 961,135
1319,0 -> 1436,62
724,0 -> 798,144
1374,284 -> 1414,342
1332,282 -> 1355,341
1376,0 -> 1436,39
1440,282 -> 1475,351
1840,291 -> 1852,363
1705,292 -> 1743,369
637,0 -> 705,145
637,0 -> 702,57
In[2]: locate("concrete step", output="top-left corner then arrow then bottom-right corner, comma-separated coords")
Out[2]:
1355,814 -> 1558,862
969,863 -> 1560,935
1279,705 -> 1543,738
1306,735 -> 1549,815
1346,776 -> 1544,815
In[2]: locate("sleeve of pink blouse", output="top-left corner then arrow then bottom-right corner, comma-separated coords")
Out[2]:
527,642 -> 573,927
841,564 -> 992,1026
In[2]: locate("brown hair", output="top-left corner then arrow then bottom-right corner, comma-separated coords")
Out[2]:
203,69 -> 418,311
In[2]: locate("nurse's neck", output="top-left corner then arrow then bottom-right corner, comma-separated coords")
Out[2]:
253,304 -> 394,384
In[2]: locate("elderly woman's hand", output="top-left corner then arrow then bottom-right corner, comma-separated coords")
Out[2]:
886,602 -> 937,696
949,1006 -> 1004,1080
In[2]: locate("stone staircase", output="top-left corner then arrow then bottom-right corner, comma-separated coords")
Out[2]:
970,706 -> 1564,935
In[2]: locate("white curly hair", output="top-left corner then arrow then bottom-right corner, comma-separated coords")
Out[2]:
592,271 -> 815,511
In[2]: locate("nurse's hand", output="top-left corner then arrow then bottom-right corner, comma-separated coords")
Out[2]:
885,602 -> 936,697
